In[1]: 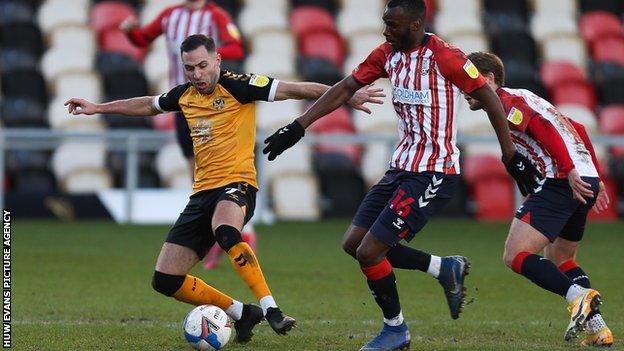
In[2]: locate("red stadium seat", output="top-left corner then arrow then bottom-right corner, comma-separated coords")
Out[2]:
551,82 -> 597,110
90,1 -> 136,36
579,11 -> 623,44
309,107 -> 361,164
463,155 -> 514,221
290,6 -> 336,40
599,104 -> 624,134
540,61 -> 587,91
300,30 -> 345,69
591,35 -> 624,66
100,29 -> 147,63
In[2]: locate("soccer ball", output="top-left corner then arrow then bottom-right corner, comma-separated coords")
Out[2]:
183,305 -> 233,350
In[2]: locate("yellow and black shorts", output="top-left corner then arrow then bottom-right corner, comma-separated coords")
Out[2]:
165,182 -> 256,259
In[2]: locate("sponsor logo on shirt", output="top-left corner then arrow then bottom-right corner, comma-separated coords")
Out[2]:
249,74 -> 269,87
463,60 -> 480,79
507,107 -> 523,125
392,87 -> 431,105
226,23 -> 241,40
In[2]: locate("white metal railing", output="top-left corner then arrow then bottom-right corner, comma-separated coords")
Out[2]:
2,128 -> 624,223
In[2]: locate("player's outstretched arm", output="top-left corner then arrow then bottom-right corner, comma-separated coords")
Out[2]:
469,85 -> 543,195
64,96 -> 160,117
262,76 -> 382,161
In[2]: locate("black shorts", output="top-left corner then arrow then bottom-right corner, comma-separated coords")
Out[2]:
514,177 -> 600,242
166,182 -> 256,259
352,169 -> 459,247
175,111 -> 194,158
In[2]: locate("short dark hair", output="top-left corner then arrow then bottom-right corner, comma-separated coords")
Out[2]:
387,0 -> 426,20
467,52 -> 505,86
180,34 -> 216,55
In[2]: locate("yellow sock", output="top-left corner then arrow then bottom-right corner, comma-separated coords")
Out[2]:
172,275 -> 233,311
228,242 -> 272,300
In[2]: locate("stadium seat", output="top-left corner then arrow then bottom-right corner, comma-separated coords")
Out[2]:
290,6 -> 335,40
0,23 -> 43,57
435,11 -> 482,39
504,60 -> 548,99
103,70 -> 148,99
41,46 -> 94,82
589,61 -> 624,87
591,35 -> 624,67
347,32 -> 385,62
299,30 -> 345,69
352,80 -> 397,134
308,106 -> 362,164
530,12 -> 577,42
107,151 -> 161,188
96,52 -> 141,75
491,32 -> 537,66
100,29 -> 147,63
297,56 -> 343,86
0,49 -> 38,74
596,77 -> 624,105
579,11 -> 623,44
599,105 -> 624,134
262,144 -> 312,180
337,0 -> 384,37
155,143 -> 192,189
580,0 -> 622,16
49,25 -> 97,56
245,52 -> 296,81
48,97 -> 105,131
457,100 -> 491,135
90,1 -> 137,36
0,1 -> 35,25
448,32 -> 489,53
556,104 -> 599,134
54,72 -> 102,102
139,0 -> 180,26
1,69 -> 48,104
462,155 -> 514,221
291,0 -> 338,15
238,0 -> 288,35
361,141 -> 393,186
541,35 -> 587,69
483,12 -> 526,38
52,141 -> 112,193
483,0 -> 528,19
313,152 -> 366,216
255,99 -> 302,132
551,82 -> 597,110
143,47 -> 170,89
271,173 -> 320,220
587,176 -> 619,220
1,97 -> 47,128
540,61 -> 587,91
534,0 -> 578,16
8,170 -> 57,193
212,0 -> 242,19
37,0 -> 89,33
437,0 -> 480,14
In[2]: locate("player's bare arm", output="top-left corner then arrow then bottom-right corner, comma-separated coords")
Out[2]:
274,80 -> 385,115
64,96 -> 159,117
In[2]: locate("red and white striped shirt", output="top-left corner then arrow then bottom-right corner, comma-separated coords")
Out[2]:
126,2 -> 244,87
352,34 -> 485,174
497,87 -> 600,179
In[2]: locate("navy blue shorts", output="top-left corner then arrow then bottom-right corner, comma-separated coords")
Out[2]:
514,177 -> 600,242
352,169 -> 459,247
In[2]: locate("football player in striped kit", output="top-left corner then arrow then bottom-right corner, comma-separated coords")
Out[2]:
263,1 -> 541,350
466,52 -> 613,347
120,0 -> 257,270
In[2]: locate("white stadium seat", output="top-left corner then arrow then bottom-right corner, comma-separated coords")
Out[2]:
41,47 -> 93,83
52,140 -> 111,193
556,104 -> 599,134
37,0 -> 89,33
436,0 -> 481,15
361,141 -> 394,187
337,0 -> 384,37
541,35 -> 587,70
262,143 -> 312,180
48,97 -> 105,131
533,0 -> 578,17
156,143 -> 192,189
144,47 -> 170,89
530,13 -> 578,42
140,0 -> 181,26
255,99 -> 302,132
456,98 -> 492,135
448,32 -> 490,54
352,80 -> 398,134
238,0 -> 288,35
271,173 -> 320,220
49,25 -> 97,56
435,11 -> 483,40
54,72 -> 102,102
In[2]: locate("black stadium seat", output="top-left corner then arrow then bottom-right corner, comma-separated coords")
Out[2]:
0,1 -> 35,25
484,0 -> 529,20
504,60 -> 547,99
0,49 -> 38,73
96,52 -> 142,75
5,150 -> 57,193
0,23 -> 43,57
107,151 -> 161,188
580,0 -> 623,15
1,97 -> 47,128
297,56 -> 344,86
213,0 -> 243,20
1,69 -> 48,104
491,31 -> 537,67
597,77 -> 624,105
103,70 -> 149,99
291,0 -> 339,15
590,61 -> 624,87
483,12 -> 526,37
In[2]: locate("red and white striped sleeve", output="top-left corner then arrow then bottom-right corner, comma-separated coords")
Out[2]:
351,43 -> 392,86
209,3 -> 244,60
525,115 -> 576,176
433,40 -> 485,94
125,7 -> 174,47
567,118 -> 603,177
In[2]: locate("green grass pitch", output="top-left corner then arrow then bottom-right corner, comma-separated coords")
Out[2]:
12,219 -> 624,350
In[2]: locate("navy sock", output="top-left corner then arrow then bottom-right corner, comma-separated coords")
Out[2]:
513,253 -> 574,297
560,260 -> 600,315
361,259 -> 401,319
386,244 -> 431,272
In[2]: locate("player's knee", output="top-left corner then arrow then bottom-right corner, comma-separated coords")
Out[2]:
355,245 -> 377,266
502,248 -> 516,268
342,238 -> 357,258
214,225 -> 242,252
152,271 -> 186,296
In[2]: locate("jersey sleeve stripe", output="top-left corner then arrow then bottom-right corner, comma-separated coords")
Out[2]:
153,96 -> 165,113
267,79 -> 280,102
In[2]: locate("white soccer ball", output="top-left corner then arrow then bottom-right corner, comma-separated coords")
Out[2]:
183,305 -> 233,350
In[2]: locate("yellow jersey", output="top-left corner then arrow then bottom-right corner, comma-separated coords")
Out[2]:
154,71 -> 278,193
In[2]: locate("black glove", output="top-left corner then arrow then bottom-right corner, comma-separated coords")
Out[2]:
262,120 -> 305,161
503,151 -> 544,196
